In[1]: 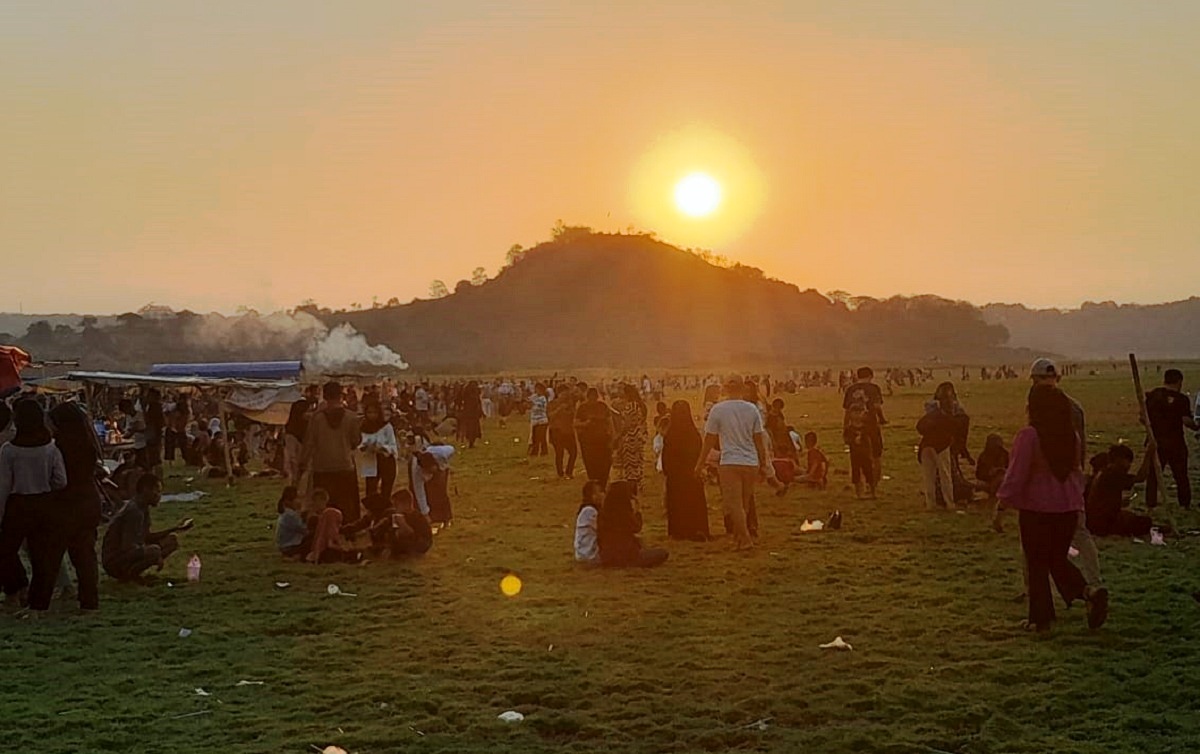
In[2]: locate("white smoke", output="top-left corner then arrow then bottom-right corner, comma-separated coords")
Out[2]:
304,323 -> 409,372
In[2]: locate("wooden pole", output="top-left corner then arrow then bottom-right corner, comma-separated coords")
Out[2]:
1129,353 -> 1163,507
219,391 -> 235,488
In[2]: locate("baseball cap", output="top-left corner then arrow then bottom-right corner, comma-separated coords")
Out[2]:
1029,358 -> 1058,379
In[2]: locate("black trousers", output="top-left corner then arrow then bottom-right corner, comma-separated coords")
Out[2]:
365,455 -> 397,502
579,439 -> 612,487
312,470 -> 361,522
0,495 -> 38,597
529,424 -> 549,456
1146,442 -> 1191,508
1019,510 -> 1086,628
549,428 -> 578,477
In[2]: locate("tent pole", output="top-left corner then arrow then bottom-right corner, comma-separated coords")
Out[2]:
219,392 -> 235,488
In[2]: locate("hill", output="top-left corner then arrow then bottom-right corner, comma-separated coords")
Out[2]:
316,231 -> 1013,371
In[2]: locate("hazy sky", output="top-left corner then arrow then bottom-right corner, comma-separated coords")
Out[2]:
3,1 -> 1197,314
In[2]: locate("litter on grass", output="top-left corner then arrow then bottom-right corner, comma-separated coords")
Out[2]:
498,711 -> 525,723
742,718 -> 772,731
326,584 -> 357,597
1151,528 -> 1166,546
800,519 -> 824,532
178,628 -> 193,638
161,491 -> 207,503
235,680 -> 265,687
819,636 -> 853,651
194,688 -> 211,696
275,582 -> 290,589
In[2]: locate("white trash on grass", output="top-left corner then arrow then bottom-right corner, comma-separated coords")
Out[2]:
498,711 -> 525,723
819,636 -> 853,651
327,584 -> 357,597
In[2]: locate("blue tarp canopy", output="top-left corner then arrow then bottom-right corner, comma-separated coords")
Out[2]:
149,361 -> 302,380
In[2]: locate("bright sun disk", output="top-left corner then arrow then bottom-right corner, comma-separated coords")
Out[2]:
674,172 -> 722,217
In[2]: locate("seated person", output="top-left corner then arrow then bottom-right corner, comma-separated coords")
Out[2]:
597,481 -> 668,568
341,493 -> 396,555
974,434 -> 1010,502
801,432 -> 829,489
1083,451 -> 1111,501
1087,443 -> 1156,538
305,488 -> 361,564
389,489 -> 433,557
275,486 -> 310,559
102,473 -> 193,582
574,481 -> 603,565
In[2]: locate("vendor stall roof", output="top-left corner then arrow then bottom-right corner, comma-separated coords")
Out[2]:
67,370 -> 297,390
149,361 -> 302,380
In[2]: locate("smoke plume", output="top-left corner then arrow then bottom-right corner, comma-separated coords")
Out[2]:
305,323 -> 409,371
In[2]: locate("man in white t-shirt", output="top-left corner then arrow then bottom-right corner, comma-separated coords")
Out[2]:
695,376 -> 768,550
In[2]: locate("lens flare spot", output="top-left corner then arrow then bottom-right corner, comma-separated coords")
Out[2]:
500,574 -> 522,597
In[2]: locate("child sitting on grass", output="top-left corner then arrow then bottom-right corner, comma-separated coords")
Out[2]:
390,489 -> 434,557
275,486 -> 310,559
574,480 -> 604,565
801,432 -> 829,490
305,488 -> 361,564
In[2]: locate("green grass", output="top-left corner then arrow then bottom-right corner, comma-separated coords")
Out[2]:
4,369 -> 1200,753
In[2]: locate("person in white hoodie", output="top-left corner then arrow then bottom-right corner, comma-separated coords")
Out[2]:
359,399 -> 399,501
574,481 -> 603,565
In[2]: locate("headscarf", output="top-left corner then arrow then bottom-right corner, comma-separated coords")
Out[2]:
49,402 -> 99,489
11,399 -> 51,447
285,398 -> 310,441
665,400 -> 699,442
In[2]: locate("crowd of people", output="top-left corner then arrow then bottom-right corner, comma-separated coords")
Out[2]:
1,358 -> 1194,635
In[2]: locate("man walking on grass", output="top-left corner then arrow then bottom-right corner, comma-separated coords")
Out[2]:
696,376 -> 768,551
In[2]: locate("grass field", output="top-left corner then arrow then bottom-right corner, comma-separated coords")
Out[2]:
4,368 -> 1200,754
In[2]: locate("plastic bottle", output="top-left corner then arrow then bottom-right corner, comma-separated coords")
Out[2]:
187,554 -> 202,582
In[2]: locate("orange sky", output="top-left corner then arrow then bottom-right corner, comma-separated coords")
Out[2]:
3,2 -> 1198,314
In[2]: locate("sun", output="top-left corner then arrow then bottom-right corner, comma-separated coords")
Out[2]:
674,172 -> 722,218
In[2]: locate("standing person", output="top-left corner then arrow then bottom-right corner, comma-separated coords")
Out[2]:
1029,358 -> 1103,591
916,382 -> 967,509
548,387 -> 579,479
0,400 -> 67,609
695,377 -> 768,551
1144,368 -> 1197,509
413,383 -> 431,425
575,387 -> 615,487
283,398 -> 310,488
43,403 -> 103,612
141,388 -> 165,479
458,381 -> 484,449
359,399 -> 399,502
842,367 -> 887,499
662,400 -> 710,541
528,383 -> 550,457
614,384 -> 649,493
998,384 -> 1107,633
302,382 -> 363,522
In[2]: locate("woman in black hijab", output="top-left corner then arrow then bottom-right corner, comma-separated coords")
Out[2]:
46,402 -> 103,611
0,400 -> 66,609
661,400 -> 710,541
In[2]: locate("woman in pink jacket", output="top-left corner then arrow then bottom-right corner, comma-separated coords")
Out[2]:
997,384 -> 1108,633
